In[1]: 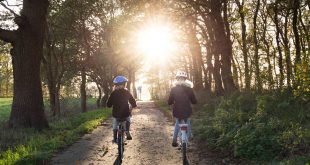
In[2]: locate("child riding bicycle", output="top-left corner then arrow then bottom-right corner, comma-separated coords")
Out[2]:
168,71 -> 197,147
107,75 -> 137,143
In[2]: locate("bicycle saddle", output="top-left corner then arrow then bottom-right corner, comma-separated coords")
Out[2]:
116,118 -> 127,122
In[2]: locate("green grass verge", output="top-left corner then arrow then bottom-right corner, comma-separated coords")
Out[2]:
0,98 -> 12,122
0,108 -> 111,165
0,97 -> 98,123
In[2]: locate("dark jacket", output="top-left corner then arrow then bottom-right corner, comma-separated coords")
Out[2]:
168,81 -> 197,119
107,88 -> 137,118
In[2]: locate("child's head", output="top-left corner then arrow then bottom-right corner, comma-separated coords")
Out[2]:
175,71 -> 187,82
113,75 -> 128,90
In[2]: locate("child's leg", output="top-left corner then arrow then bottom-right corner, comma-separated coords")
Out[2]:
172,119 -> 180,142
126,116 -> 131,132
112,118 -> 118,142
186,119 -> 191,139
126,116 -> 132,140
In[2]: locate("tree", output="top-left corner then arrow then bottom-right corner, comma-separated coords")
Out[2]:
292,0 -> 301,85
0,0 -> 49,129
235,0 -> 250,90
253,0 -> 262,91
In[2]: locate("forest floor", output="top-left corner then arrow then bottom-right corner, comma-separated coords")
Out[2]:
50,101 -> 233,165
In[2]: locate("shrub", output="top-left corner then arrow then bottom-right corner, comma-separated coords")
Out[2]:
192,90 -> 310,163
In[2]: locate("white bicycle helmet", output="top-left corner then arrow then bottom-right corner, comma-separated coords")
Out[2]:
176,71 -> 187,78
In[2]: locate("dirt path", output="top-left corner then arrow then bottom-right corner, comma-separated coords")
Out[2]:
50,101 -> 208,165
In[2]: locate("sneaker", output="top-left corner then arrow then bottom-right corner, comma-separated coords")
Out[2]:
126,132 -> 132,140
172,141 -> 178,147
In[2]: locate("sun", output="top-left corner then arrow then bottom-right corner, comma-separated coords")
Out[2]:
135,23 -> 176,60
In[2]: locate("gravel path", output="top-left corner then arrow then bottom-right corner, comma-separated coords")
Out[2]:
50,101 -> 203,165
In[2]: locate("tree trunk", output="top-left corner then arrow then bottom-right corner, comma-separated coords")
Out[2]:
0,0 -> 50,129
253,0 -> 261,91
127,69 -> 132,92
236,0 -> 250,90
5,67 -> 10,96
282,12 -> 292,88
0,75 -> 2,96
262,6 -> 274,89
292,0 -> 301,67
232,57 -> 240,89
221,0 -> 237,94
101,94 -> 108,107
55,85 -> 61,115
45,40 -> 57,115
213,54 -> 224,96
100,85 -> 110,107
47,79 -> 56,115
80,67 -> 87,112
132,71 -> 137,99
205,42 -> 212,94
299,9 -> 309,61
188,23 -> 204,90
274,1 -> 284,89
96,84 -> 102,108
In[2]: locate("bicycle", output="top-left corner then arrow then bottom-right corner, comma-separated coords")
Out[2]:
116,118 -> 127,164
178,119 -> 190,165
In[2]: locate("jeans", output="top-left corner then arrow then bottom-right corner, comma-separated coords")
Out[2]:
172,118 -> 191,142
112,117 -> 131,130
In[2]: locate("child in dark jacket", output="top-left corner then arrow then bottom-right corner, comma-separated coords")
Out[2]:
168,71 -> 197,147
107,76 -> 137,143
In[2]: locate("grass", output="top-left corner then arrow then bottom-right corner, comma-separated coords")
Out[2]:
0,98 -> 12,123
0,108 -> 112,165
0,97 -> 111,165
0,97 -> 98,123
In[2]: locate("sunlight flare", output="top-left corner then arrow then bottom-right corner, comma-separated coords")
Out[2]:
135,23 -> 177,60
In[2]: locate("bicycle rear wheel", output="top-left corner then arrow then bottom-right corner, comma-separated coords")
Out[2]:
182,143 -> 189,165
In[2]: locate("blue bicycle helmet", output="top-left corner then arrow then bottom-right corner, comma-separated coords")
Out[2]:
113,76 -> 128,85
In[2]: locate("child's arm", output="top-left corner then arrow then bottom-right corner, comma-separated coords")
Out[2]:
168,89 -> 174,105
106,92 -> 114,108
128,92 -> 137,108
189,89 -> 197,104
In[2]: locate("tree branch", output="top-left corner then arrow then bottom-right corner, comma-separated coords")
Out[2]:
0,2 -> 19,16
0,28 -> 16,43
4,0 -> 22,7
